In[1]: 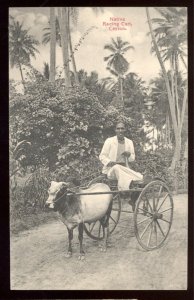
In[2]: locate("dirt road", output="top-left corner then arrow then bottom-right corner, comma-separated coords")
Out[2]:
11,194 -> 188,290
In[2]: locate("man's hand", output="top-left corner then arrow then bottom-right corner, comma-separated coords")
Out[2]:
121,151 -> 131,158
107,161 -> 117,168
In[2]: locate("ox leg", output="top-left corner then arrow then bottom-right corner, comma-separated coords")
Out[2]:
65,228 -> 73,258
100,202 -> 112,252
78,223 -> 85,260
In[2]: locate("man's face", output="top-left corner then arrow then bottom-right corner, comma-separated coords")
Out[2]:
115,123 -> 125,140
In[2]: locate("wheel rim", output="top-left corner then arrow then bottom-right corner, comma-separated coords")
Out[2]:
134,180 -> 173,250
84,194 -> 121,240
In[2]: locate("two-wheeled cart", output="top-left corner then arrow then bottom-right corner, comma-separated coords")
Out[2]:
81,175 -> 173,251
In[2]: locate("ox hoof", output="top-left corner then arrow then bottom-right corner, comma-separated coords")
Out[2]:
78,254 -> 85,261
65,252 -> 72,258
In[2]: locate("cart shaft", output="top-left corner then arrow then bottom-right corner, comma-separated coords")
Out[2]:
68,188 -> 142,196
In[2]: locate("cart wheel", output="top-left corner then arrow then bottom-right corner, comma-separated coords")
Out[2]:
84,194 -> 121,240
134,180 -> 173,250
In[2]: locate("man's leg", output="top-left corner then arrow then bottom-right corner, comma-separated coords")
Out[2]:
107,164 -> 143,191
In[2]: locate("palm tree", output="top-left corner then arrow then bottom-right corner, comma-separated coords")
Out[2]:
9,18 -> 40,91
150,7 -> 187,127
57,7 -> 71,87
42,17 -> 61,46
104,37 -> 134,105
68,7 -> 104,85
146,7 -> 188,176
42,7 -> 103,86
151,7 -> 187,68
49,7 -> 56,82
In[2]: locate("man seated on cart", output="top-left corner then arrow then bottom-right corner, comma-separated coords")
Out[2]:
99,120 -> 144,191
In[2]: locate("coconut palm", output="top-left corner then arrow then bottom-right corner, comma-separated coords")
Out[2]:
146,7 -> 188,176
9,18 -> 40,91
49,7 -> 56,82
104,37 -> 134,105
42,17 -> 61,46
151,7 -> 187,68
42,7 -> 103,85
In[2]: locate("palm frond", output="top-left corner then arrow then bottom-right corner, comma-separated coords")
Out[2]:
104,44 -> 116,52
121,45 -> 134,53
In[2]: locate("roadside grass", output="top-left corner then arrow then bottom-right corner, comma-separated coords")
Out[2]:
10,170 -> 56,235
10,210 -> 59,235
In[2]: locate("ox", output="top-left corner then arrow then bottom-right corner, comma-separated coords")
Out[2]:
45,181 -> 113,260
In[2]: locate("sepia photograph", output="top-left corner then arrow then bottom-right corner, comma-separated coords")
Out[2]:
9,7 -> 188,290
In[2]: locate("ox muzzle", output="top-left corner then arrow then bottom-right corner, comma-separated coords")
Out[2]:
45,196 -> 55,209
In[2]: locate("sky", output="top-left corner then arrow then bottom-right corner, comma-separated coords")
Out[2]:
9,7 -> 183,88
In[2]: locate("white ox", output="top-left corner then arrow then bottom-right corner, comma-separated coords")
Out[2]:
45,181 -> 113,260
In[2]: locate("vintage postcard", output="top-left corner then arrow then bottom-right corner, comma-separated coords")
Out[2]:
8,5 -> 190,295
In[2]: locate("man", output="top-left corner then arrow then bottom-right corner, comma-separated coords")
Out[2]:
99,121 -> 143,191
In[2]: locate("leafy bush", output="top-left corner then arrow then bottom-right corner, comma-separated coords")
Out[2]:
10,79 -> 135,174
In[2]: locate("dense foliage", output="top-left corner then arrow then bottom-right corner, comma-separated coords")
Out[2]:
9,73 -> 187,234
10,76 -> 136,178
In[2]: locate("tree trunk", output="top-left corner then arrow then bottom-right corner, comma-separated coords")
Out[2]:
146,8 -> 187,174
57,7 -> 71,87
146,8 -> 178,143
170,84 -> 188,170
174,54 -> 180,125
67,8 -> 79,85
49,7 -> 56,83
170,56 -> 176,123
180,53 -> 187,69
166,113 -> 171,147
182,138 -> 188,189
120,76 -> 124,107
18,61 -> 25,92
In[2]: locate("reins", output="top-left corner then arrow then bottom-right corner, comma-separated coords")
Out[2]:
52,171 -> 102,205
53,189 -> 75,205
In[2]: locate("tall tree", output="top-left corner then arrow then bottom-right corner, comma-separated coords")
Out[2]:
9,18 -> 39,91
42,17 -> 61,46
49,7 -> 56,82
146,7 -> 187,176
42,7 -> 103,85
104,37 -> 134,105
58,7 -> 71,87
67,7 -> 104,85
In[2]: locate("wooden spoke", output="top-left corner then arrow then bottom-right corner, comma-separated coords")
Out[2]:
138,207 -> 153,216
153,194 -> 156,211
156,185 -> 163,209
145,194 -> 153,212
110,215 -> 117,224
157,193 -> 169,212
159,217 -> 171,224
153,220 -> 158,246
159,207 -> 173,214
156,220 -> 165,237
147,221 -> 153,247
140,220 -> 153,239
137,216 -> 152,225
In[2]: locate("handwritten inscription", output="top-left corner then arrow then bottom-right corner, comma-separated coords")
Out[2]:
102,17 -> 132,31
